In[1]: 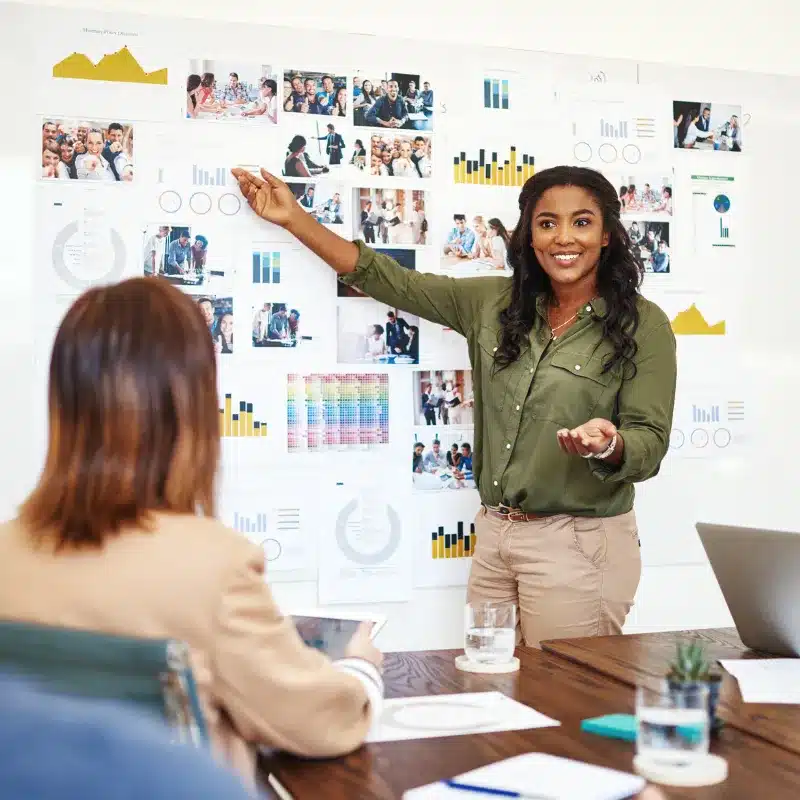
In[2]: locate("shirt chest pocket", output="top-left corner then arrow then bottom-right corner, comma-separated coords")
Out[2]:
546,351 -> 617,426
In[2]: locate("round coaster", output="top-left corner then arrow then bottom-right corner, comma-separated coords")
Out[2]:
454,655 -> 520,674
633,753 -> 728,787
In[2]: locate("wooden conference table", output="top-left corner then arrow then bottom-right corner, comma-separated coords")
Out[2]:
259,629 -> 800,799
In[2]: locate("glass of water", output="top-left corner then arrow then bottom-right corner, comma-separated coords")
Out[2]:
636,682 -> 710,766
464,601 -> 516,664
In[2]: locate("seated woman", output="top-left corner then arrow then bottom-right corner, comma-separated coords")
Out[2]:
0,278 -> 383,786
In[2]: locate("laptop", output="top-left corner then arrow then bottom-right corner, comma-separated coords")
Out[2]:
696,522 -> 800,656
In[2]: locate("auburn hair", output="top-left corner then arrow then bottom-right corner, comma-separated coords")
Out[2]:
20,278 -> 219,548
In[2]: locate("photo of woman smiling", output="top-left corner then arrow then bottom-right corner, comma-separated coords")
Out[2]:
232,164 -> 677,647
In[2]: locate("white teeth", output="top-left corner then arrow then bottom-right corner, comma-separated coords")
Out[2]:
554,254 -> 579,262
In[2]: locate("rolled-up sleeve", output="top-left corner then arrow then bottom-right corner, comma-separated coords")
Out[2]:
339,241 -> 499,337
590,321 -> 677,484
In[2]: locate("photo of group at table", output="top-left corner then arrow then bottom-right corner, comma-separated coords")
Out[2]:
283,70 -> 348,116
337,304 -> 419,364
353,188 -> 428,246
614,175 -> 673,216
142,224 -> 216,285
441,211 -> 513,274
352,71 -> 434,131
624,220 -> 671,273
412,432 -> 476,492
288,181 -> 344,225
186,62 -> 278,123
41,118 -> 133,182
413,370 -> 475,426
251,302 -> 307,348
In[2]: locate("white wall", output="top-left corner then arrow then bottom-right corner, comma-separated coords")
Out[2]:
3,0 -> 800,653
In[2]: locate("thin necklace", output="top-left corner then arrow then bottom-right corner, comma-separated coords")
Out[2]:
548,297 -> 596,339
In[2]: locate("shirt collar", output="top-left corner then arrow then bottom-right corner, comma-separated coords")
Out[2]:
535,294 -> 607,319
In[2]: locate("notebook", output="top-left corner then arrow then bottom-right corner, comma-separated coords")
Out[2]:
402,753 -> 646,799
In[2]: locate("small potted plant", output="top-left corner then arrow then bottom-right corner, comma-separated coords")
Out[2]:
666,640 -> 723,734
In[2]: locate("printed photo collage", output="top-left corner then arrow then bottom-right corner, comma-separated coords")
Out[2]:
37,47 -> 744,493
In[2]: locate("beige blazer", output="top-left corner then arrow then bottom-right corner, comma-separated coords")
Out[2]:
0,513 -> 375,783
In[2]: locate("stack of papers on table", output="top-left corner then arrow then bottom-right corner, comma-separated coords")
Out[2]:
719,659 -> 800,703
403,753 -> 646,799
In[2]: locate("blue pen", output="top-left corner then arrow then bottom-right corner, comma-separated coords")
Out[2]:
443,780 -> 552,799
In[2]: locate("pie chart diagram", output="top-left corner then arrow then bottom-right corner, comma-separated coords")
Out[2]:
52,222 -> 126,290
335,498 -> 401,565
713,194 -> 731,213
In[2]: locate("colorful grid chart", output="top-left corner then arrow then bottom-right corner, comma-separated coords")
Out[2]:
287,373 -> 390,452
431,521 -> 476,559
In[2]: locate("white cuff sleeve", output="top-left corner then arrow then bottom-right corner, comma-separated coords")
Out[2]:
333,658 -> 384,722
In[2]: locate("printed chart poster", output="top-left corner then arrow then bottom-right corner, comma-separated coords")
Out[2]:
691,174 -> 737,251
668,386 -> 750,460
413,492 -> 482,589
318,485 -> 412,604
36,184 -> 139,295
218,488 -> 316,583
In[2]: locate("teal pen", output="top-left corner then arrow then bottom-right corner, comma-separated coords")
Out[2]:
443,780 -> 553,799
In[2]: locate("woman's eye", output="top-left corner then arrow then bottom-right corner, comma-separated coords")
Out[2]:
575,218 -> 590,227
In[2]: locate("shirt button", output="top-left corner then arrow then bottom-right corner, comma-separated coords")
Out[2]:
574,364 -> 581,371
506,443 -> 511,449
516,405 -> 520,411
586,305 -> 592,312
493,480 -> 498,486
529,368 -> 534,373
493,346 -> 497,352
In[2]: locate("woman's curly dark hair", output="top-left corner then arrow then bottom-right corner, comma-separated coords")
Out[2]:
495,166 -> 644,377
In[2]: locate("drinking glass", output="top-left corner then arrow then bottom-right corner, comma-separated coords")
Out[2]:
464,601 -> 516,664
636,682 -> 710,766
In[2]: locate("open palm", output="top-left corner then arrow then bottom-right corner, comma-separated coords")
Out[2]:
231,168 -> 297,227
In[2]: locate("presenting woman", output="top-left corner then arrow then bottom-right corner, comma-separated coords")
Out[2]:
232,165 -> 677,647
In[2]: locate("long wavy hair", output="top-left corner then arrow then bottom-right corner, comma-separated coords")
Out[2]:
495,166 -> 644,377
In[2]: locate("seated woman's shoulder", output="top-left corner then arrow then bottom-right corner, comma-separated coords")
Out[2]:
152,514 -> 260,559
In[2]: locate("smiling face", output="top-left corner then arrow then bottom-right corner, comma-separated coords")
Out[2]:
531,185 -> 609,291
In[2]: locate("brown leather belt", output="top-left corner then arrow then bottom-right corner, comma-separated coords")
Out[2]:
484,504 -> 551,523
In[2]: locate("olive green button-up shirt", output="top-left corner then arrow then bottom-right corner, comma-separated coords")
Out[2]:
341,242 -> 677,517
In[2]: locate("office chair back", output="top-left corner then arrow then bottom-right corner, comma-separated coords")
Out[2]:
0,619 -> 208,746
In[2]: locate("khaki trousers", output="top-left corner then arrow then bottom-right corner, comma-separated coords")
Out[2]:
467,506 -> 642,648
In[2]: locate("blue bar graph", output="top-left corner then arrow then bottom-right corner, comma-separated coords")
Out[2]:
252,251 -> 281,283
692,405 -> 720,423
483,78 -> 509,110
233,511 -> 268,534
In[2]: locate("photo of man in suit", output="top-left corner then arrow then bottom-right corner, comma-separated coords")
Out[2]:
318,124 -> 345,166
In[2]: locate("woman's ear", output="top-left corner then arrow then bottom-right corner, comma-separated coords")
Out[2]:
602,231 -> 610,247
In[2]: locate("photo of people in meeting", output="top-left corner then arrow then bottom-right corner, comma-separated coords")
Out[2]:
353,71 -> 434,131
625,220 -> 671,273
338,248 -> 416,298
251,302 -> 310,348
353,188 -> 428,246
613,175 -> 673,216
369,133 -> 432,178
283,70 -> 348,116
413,370 -> 475,427
41,118 -> 133,182
337,303 -> 420,364
142,224 -> 223,285
441,211 -> 514,275
186,62 -> 278,123
412,431 -> 476,492
673,101 -> 743,151
195,296 -> 233,355
283,124 -> 347,177
288,180 -> 346,226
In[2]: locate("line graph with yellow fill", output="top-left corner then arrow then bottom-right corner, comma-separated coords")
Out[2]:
52,46 -> 168,85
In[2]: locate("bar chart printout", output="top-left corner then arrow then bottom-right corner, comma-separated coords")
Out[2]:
219,394 -> 269,437
483,78 -> 509,110
233,511 -> 267,535
452,145 -> 534,186
252,251 -> 281,284
600,119 -> 629,138
192,165 -> 229,186
431,521 -> 476,559
692,405 -> 720,423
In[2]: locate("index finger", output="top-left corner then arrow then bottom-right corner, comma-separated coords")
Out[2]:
230,167 -> 265,188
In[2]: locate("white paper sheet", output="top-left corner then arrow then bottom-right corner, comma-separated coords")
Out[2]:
366,691 -> 559,743
403,753 -> 645,800
719,659 -> 800,704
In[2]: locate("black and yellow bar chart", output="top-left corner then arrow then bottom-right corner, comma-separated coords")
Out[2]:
452,146 -> 534,186
219,393 -> 269,438
431,522 -> 476,560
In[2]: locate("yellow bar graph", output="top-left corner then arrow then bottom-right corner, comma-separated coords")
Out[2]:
218,394 -> 269,438
453,146 -> 532,187
430,523 -> 476,560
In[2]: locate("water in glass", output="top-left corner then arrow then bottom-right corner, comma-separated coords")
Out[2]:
464,602 -> 515,664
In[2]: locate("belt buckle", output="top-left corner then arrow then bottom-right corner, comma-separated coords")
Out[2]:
496,504 -> 512,516
508,511 -> 526,522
